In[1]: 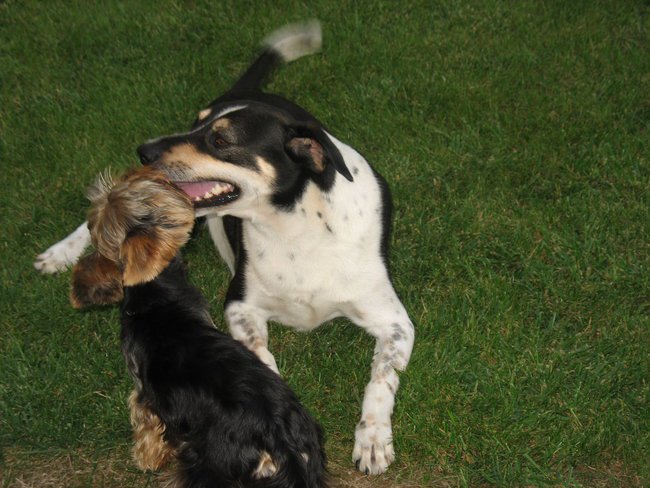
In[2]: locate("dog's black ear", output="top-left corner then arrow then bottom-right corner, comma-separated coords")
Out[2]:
285,123 -> 353,182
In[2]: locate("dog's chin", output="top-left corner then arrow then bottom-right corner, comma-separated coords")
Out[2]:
175,180 -> 241,209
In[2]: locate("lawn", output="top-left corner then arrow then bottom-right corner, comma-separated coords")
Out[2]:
1,1 -> 648,486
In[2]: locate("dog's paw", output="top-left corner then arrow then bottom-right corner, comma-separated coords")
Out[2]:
34,245 -> 74,273
34,225 -> 89,273
255,347 -> 281,375
352,419 -> 394,475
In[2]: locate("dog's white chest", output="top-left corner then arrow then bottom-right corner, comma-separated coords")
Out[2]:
242,154 -> 386,330
244,230 -> 350,329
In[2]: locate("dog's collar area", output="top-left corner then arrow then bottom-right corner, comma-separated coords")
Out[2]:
175,180 -> 240,208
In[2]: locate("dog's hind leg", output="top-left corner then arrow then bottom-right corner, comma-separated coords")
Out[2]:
34,221 -> 90,273
225,301 -> 279,374
350,285 -> 415,475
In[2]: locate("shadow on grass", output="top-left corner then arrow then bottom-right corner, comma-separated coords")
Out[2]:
3,446 -> 644,487
2,446 -> 440,488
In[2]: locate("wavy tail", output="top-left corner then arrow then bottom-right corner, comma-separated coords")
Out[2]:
230,20 -> 322,94
253,449 -> 328,488
168,436 -> 328,488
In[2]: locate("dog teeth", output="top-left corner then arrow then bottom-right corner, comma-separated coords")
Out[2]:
191,182 -> 235,201
208,182 -> 234,197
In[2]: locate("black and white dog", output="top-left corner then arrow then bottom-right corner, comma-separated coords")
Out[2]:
35,21 -> 414,475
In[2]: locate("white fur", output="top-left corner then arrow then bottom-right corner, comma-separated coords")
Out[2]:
34,221 -> 90,273
263,20 -> 322,62
206,214 -> 236,275
210,133 -> 415,474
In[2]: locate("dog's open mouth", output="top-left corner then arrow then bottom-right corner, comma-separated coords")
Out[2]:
175,180 -> 240,208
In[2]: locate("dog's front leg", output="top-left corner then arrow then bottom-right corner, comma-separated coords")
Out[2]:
352,288 -> 415,475
225,301 -> 279,374
34,221 -> 90,273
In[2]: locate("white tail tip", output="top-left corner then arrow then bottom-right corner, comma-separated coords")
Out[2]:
263,20 -> 322,62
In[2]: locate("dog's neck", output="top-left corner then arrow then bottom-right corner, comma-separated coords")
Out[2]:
121,254 -> 209,321
247,181 -> 338,238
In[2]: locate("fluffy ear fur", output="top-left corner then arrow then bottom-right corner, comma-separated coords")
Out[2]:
70,252 -> 123,308
286,136 -> 327,174
286,123 -> 353,182
85,167 -> 195,287
121,227 -> 184,286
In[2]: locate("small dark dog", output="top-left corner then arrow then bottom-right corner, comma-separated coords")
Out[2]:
71,167 -> 328,488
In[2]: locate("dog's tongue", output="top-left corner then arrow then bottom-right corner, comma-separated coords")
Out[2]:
175,181 -> 219,198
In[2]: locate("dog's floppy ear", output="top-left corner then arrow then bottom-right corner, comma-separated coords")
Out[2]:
285,122 -> 353,182
121,227 -> 179,286
86,169 -> 194,286
70,252 -> 123,309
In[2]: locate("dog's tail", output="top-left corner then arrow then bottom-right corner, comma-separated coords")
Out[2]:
265,449 -> 329,488
256,423 -> 329,488
167,448 -> 328,488
230,20 -> 322,94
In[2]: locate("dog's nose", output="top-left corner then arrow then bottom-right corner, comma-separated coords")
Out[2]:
137,143 -> 161,165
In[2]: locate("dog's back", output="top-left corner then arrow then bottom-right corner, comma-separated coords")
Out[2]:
121,256 -> 328,487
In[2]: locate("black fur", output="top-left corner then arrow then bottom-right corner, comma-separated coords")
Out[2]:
138,44 -> 353,212
369,165 -> 393,268
122,255 -> 328,487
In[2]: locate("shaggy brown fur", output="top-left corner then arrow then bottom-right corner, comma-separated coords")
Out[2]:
85,167 -> 194,286
128,390 -> 176,471
70,252 -> 123,308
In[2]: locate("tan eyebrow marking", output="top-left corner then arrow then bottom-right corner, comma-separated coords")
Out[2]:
212,118 -> 231,130
197,108 -> 211,121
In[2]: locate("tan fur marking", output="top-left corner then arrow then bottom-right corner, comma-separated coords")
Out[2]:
164,143 -> 205,164
253,451 -> 278,479
309,140 -> 326,172
128,390 -> 175,471
70,252 -> 123,308
197,108 -> 211,121
121,229 -> 175,286
212,117 -> 231,130
255,156 -> 277,182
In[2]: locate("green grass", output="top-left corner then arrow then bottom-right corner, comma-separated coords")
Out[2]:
1,0 -> 648,486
